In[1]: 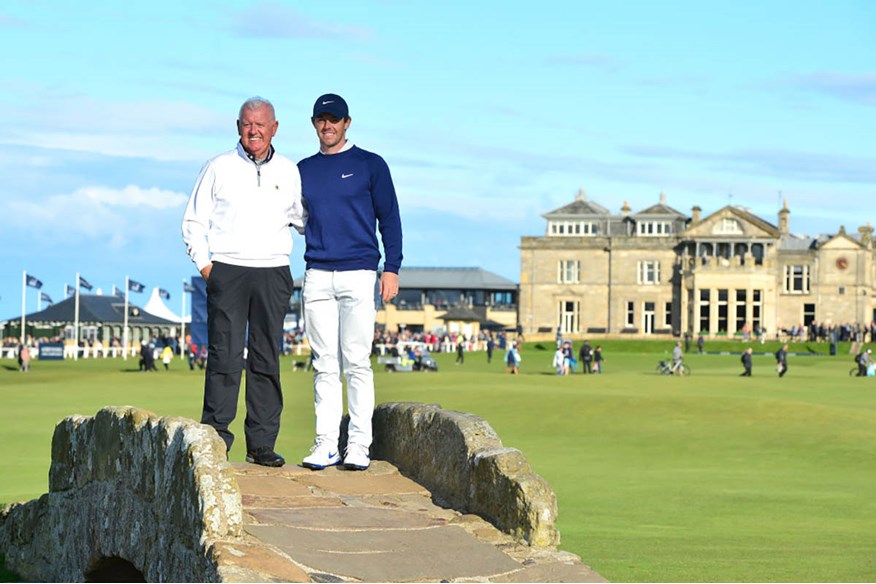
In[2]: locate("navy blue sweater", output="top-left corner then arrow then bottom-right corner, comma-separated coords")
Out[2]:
298,145 -> 403,274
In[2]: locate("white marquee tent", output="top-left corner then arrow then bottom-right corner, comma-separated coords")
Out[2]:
144,288 -> 190,324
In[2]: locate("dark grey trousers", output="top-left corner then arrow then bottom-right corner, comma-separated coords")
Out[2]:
201,262 -> 293,453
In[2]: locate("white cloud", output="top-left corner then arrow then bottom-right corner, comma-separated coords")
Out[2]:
8,184 -> 188,247
230,2 -> 374,42
2,93 -> 226,161
796,72 -> 876,106
77,185 -> 188,209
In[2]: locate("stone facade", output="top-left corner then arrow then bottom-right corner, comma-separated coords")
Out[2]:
520,190 -> 876,339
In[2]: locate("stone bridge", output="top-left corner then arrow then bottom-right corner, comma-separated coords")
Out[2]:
0,403 -> 604,582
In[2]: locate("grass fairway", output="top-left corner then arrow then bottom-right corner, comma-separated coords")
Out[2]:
1,342 -> 875,582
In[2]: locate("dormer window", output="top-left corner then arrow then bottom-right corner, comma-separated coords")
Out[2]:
714,218 -> 743,235
549,221 -> 598,236
637,221 -> 672,236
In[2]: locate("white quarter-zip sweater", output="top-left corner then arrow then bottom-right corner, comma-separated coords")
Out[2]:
182,142 -> 306,272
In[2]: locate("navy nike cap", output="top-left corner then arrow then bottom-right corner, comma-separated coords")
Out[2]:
312,93 -> 349,120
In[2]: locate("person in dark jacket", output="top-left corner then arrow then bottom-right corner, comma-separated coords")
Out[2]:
579,340 -> 593,374
854,348 -> 872,377
740,347 -> 753,376
775,344 -> 788,377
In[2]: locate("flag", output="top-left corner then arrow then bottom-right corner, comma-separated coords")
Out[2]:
183,283 -> 196,293
128,280 -> 145,293
158,288 -> 171,301
114,286 -> 125,298
66,284 -> 75,296
25,274 -> 43,289
41,292 -> 53,304
79,276 -> 93,291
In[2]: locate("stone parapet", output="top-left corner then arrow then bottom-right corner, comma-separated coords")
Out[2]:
1,402 -> 570,581
0,406 -> 242,582
371,402 -> 560,547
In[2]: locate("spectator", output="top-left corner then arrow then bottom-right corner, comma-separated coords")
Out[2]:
579,340 -> 593,374
593,345 -> 605,374
775,344 -> 789,377
19,344 -> 30,372
505,342 -> 521,375
160,344 -> 174,370
740,347 -> 753,376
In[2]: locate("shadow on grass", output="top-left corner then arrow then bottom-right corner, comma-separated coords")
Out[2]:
1,365 -> 19,372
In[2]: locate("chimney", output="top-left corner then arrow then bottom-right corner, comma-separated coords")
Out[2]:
778,199 -> 789,236
691,206 -> 701,224
659,191 -> 667,206
859,223 -> 873,247
621,201 -> 631,216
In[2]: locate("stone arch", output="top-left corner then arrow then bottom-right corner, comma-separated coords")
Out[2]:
85,556 -> 145,583
0,407 -> 242,582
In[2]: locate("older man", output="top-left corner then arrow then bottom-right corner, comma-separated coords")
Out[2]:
182,97 -> 306,467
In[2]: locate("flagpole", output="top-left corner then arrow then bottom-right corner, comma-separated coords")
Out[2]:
123,276 -> 130,361
180,279 -> 187,361
20,271 -> 26,345
74,272 -> 80,361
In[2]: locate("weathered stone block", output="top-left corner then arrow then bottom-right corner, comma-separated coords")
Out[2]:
372,401 -> 560,546
0,406 -> 242,582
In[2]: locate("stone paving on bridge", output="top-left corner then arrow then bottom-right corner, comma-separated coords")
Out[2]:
214,460 -> 607,583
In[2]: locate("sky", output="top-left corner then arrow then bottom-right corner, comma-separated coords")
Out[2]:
1,0 -> 875,321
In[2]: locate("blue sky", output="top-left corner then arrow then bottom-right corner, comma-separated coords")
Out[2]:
2,0 -> 874,321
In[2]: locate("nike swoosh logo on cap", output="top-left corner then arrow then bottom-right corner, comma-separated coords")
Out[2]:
322,100 -> 334,105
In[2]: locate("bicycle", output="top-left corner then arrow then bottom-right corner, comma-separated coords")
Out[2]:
657,360 -> 691,376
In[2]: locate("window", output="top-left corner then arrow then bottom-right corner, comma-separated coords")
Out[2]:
625,301 -> 635,327
752,243 -> 764,265
549,221 -> 598,237
643,302 -> 656,334
803,303 -> 816,326
664,301 -> 672,328
557,260 -> 581,284
638,221 -> 671,236
637,261 -> 661,285
714,218 -> 743,234
558,300 -> 580,334
717,289 -> 728,333
490,291 -> 514,307
735,290 -> 747,332
427,289 -> 463,307
699,289 -> 711,333
783,265 -> 810,294
752,290 -> 762,330
394,289 -> 423,309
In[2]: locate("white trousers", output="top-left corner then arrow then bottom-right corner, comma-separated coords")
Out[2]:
303,269 -> 377,448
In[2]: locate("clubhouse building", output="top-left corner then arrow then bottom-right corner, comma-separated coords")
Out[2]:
519,189 -> 876,339
293,267 -> 519,339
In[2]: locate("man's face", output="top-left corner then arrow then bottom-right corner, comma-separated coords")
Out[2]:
238,105 -> 278,160
312,113 -> 351,154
